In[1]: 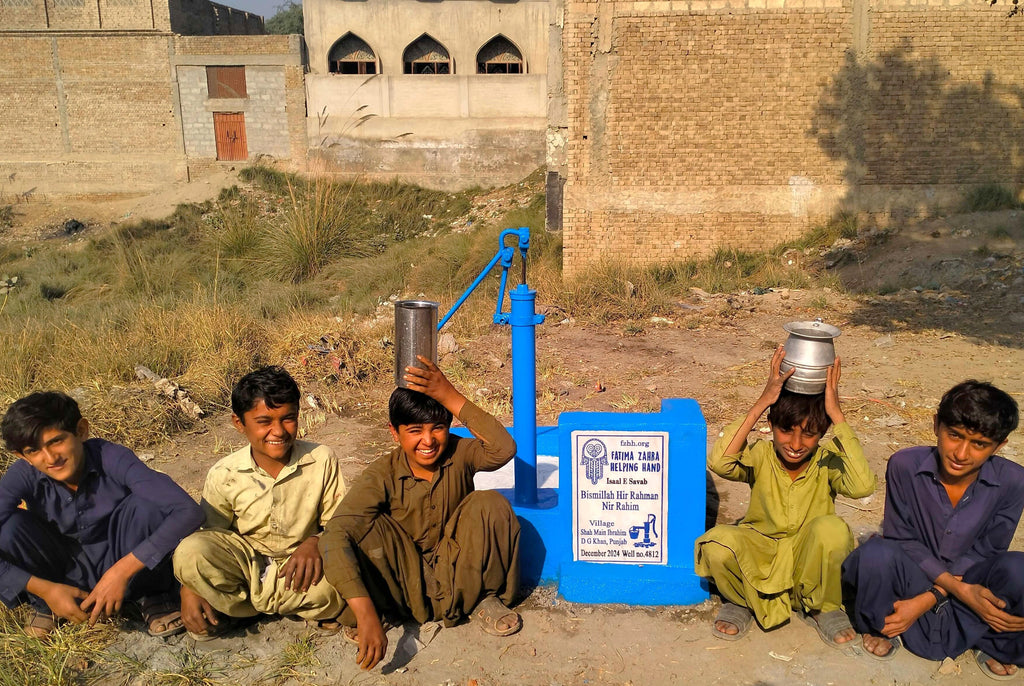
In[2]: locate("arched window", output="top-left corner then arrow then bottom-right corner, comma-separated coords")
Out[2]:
403,35 -> 451,74
476,35 -> 523,74
329,34 -> 378,75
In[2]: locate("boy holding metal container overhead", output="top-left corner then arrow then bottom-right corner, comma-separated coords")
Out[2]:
695,345 -> 876,647
319,356 -> 521,671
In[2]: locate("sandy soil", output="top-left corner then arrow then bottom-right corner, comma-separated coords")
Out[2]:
6,175 -> 1024,685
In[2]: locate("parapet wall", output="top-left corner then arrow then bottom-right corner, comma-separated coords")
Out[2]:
557,0 -> 1024,276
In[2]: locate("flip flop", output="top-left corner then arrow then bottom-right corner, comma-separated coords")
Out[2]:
861,634 -> 901,661
805,609 -> 856,650
711,602 -> 753,641
24,609 -> 56,638
341,619 -> 395,645
974,649 -> 1020,681
472,595 -> 522,637
137,593 -> 186,638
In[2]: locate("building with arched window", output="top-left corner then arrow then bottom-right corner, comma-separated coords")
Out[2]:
329,33 -> 378,74
303,0 -> 549,190
477,35 -> 523,74
403,34 -> 452,74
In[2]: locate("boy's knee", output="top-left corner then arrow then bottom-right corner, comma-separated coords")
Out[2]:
462,490 -> 514,518
988,552 -> 1024,596
807,515 -> 853,551
849,537 -> 900,573
698,541 -> 737,574
0,509 -> 37,549
172,531 -> 220,575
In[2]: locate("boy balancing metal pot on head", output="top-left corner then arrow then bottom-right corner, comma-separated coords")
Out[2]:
695,346 -> 875,648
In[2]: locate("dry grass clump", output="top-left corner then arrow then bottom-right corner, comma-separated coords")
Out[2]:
0,606 -> 119,686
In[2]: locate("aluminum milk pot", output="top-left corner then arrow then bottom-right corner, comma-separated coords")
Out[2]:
394,300 -> 439,388
779,319 -> 841,395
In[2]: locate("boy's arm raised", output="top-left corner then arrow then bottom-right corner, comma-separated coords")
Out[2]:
823,358 -> 876,498
712,346 -> 794,481
403,357 -> 516,471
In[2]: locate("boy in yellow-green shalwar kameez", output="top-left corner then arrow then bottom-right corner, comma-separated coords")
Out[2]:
695,347 -> 875,647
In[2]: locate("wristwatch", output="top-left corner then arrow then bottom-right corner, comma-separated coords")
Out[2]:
928,586 -> 949,613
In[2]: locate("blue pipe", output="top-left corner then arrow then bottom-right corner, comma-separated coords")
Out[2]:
510,284 -> 540,504
436,227 -> 545,505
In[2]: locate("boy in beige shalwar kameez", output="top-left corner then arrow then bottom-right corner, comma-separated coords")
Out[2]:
695,347 -> 875,646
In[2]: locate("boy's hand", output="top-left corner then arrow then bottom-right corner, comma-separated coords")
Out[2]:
278,536 -> 323,592
35,580 -> 89,624
403,356 -> 467,417
958,582 -> 1024,633
349,596 -> 387,670
179,585 -> 218,636
824,357 -> 846,425
755,346 -> 795,410
80,553 -> 143,626
881,593 -> 932,637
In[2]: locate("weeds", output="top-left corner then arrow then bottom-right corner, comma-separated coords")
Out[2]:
0,606 -> 118,686
960,184 -> 1019,213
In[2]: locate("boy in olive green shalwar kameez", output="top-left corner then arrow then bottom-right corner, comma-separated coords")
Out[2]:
695,347 -> 875,646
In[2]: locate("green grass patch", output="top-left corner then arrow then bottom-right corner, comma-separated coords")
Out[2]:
960,184 -> 1019,213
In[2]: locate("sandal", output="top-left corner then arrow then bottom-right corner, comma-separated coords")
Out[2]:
305,617 -> 343,636
471,595 -> 522,637
711,602 -> 753,641
137,593 -> 186,638
805,609 -> 856,650
341,620 -> 395,645
861,634 -> 901,661
24,609 -> 56,638
975,649 -> 1019,681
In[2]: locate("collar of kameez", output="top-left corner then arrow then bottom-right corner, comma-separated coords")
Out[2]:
915,446 -> 1002,487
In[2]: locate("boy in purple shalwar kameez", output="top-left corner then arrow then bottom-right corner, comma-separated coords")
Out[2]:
842,380 -> 1024,680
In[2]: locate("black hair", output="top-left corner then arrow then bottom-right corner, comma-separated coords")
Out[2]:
936,380 -> 1018,443
231,366 -> 301,422
1,391 -> 83,453
767,389 -> 832,436
388,387 -> 453,428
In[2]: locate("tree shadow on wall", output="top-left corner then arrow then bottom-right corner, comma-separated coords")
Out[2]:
810,40 -> 1024,348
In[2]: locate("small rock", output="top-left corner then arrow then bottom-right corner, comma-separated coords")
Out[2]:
873,334 -> 894,348
649,316 -> 673,324
879,414 -> 907,427
137,453 -> 155,462
63,218 -> 85,235
438,332 -> 460,356
936,657 -> 961,676
475,388 -> 492,399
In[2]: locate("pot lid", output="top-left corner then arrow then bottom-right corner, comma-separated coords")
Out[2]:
783,320 -> 842,339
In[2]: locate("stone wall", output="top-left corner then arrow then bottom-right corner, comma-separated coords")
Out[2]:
557,0 -> 1024,276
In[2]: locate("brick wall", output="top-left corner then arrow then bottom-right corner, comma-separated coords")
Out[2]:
559,0 -> 1024,276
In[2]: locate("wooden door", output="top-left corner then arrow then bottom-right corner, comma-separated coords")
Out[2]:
213,112 -> 247,161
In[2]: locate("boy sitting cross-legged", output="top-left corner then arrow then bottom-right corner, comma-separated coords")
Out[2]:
173,366 -> 347,640
842,380 -> 1024,680
0,391 -> 203,638
319,356 -> 521,671
695,346 -> 876,646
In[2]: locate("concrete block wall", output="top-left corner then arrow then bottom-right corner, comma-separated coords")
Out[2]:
558,0 -> 1024,277
177,65 -> 217,158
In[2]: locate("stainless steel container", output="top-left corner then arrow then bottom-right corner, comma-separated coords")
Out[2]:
780,319 -> 841,395
394,300 -> 439,389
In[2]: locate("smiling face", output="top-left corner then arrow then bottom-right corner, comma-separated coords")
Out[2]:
933,419 -> 1006,486
770,420 -> 824,474
389,421 -> 450,478
232,400 -> 299,468
17,419 -> 90,490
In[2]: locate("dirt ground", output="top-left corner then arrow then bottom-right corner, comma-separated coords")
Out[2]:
6,172 -> 1024,685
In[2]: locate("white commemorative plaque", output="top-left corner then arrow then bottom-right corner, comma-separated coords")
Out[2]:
572,430 -> 669,564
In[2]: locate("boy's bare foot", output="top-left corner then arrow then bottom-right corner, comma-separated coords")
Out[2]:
711,602 -> 753,641
809,610 -> 856,646
975,649 -> 1019,680
862,633 -> 900,659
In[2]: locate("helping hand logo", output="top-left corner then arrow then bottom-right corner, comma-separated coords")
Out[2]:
580,438 -> 608,485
